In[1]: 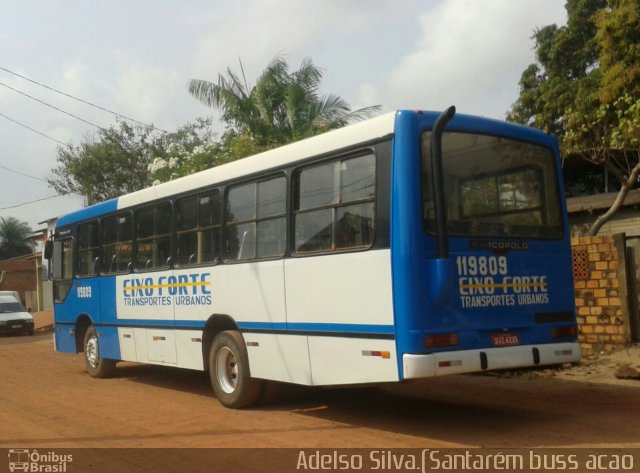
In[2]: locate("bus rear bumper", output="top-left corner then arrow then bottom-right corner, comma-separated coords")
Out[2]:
402,342 -> 581,379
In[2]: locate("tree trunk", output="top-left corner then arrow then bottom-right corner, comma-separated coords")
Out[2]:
588,161 -> 640,235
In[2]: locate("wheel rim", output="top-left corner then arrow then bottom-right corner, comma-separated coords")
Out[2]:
216,346 -> 238,394
86,335 -> 99,368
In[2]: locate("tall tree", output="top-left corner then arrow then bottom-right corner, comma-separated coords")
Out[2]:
508,0 -> 640,235
49,119 -> 221,203
49,121 -> 156,205
147,118 -> 226,183
187,56 -> 380,156
0,217 -> 32,260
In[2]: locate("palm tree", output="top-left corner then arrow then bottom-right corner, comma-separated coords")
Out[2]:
0,217 -> 33,260
187,56 -> 380,148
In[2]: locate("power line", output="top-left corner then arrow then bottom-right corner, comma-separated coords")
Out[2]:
0,194 -> 64,210
0,80 -> 107,131
0,66 -> 169,133
0,111 -> 67,146
0,163 -> 48,183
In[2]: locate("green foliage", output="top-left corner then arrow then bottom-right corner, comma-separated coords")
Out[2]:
508,0 -> 640,234
186,56 -> 380,151
508,0 -> 606,137
595,0 -> 640,105
510,0 -> 640,155
48,122 -> 156,205
611,94 -> 640,148
147,118 -> 228,183
152,55 -> 381,184
49,119 -> 226,202
0,216 -> 32,260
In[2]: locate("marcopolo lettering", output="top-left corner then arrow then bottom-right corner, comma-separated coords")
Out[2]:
469,240 -> 529,252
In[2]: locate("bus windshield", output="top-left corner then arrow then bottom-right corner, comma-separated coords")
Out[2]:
422,131 -> 563,239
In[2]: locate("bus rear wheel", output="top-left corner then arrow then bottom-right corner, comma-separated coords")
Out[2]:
209,330 -> 262,408
83,325 -> 115,378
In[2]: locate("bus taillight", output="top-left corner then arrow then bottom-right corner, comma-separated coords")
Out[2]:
425,333 -> 458,348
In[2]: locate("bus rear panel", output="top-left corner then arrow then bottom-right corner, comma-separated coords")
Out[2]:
391,111 -> 579,379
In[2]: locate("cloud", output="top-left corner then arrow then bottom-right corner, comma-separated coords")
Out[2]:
385,0 -> 566,119
191,1 -> 323,82
111,54 -> 208,130
190,0 -> 409,83
60,63 -> 91,97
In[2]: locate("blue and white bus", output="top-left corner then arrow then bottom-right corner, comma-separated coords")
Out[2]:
47,107 -> 580,408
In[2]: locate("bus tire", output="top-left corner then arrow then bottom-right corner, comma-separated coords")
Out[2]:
83,325 -> 115,378
209,330 -> 262,408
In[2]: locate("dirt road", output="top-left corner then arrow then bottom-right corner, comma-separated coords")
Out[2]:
1,332 -> 639,450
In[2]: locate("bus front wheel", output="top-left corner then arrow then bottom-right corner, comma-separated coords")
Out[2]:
208,330 -> 262,408
83,325 -> 115,378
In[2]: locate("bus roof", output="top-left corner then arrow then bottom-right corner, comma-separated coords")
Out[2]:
56,111 -> 396,227
55,110 -> 555,228
118,111 -> 396,211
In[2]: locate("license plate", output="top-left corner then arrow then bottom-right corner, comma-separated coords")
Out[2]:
11,324 -> 23,329
491,332 -> 520,347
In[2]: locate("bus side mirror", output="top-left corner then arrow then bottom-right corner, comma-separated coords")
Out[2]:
44,240 -> 53,260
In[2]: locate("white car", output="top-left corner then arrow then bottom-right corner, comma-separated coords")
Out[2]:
0,295 -> 34,336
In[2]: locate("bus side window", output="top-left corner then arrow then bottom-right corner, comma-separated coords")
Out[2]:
176,197 -> 198,266
224,176 -> 286,262
134,203 -> 172,271
101,213 -> 133,274
294,153 -> 375,254
52,237 -> 74,303
176,191 -> 221,267
77,221 -> 99,277
199,192 -> 221,263
102,215 -> 118,274
256,177 -> 286,258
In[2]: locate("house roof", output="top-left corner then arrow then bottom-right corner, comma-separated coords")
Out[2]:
566,188 -> 640,213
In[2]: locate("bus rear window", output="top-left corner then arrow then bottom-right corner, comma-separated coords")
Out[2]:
422,132 -> 563,239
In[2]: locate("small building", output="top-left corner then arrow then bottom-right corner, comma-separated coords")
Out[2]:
0,253 -> 39,310
0,224 -> 52,312
567,188 -> 640,237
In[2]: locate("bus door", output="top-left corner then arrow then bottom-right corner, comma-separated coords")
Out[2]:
114,205 -> 178,364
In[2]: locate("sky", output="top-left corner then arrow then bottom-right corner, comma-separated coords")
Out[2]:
0,0 -> 567,232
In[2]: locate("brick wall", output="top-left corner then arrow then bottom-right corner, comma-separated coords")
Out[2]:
0,254 -> 37,307
571,234 -> 631,355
